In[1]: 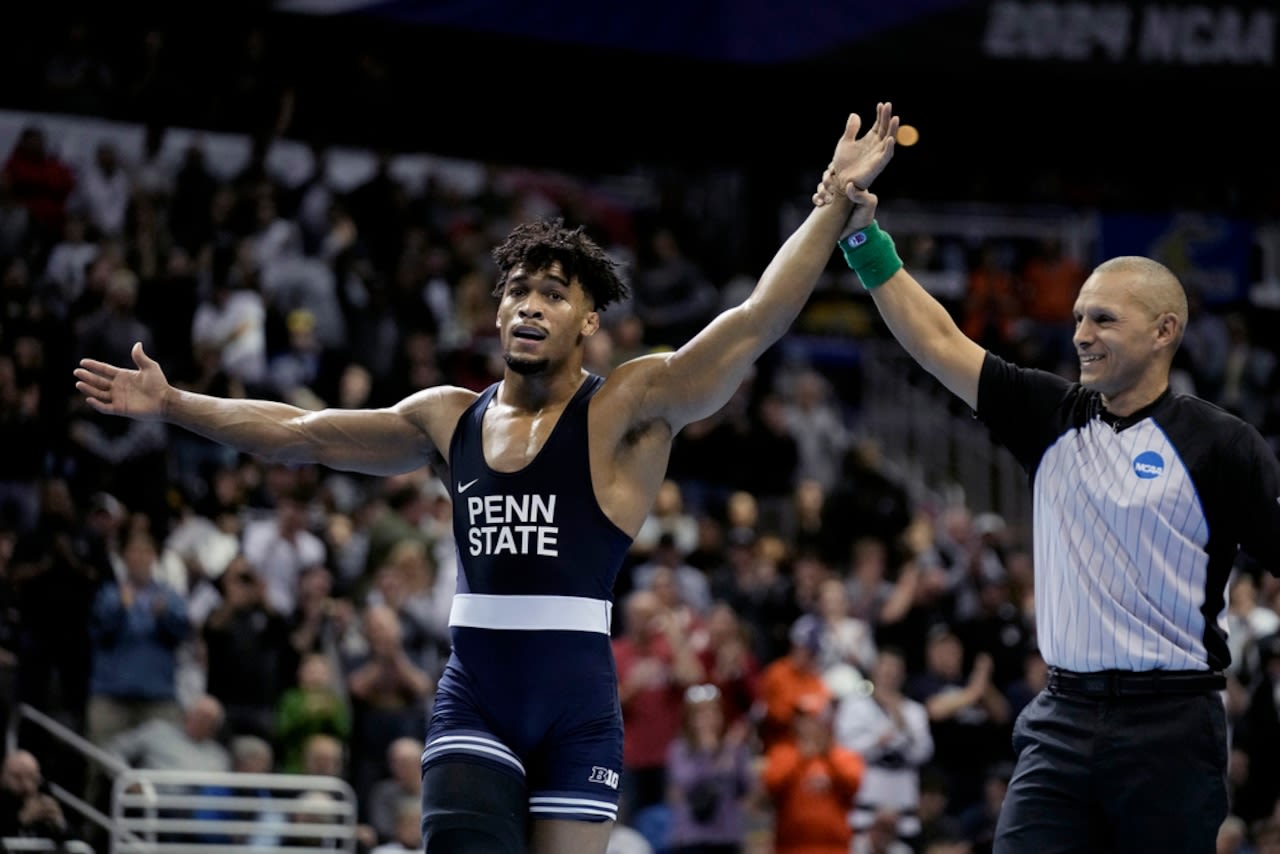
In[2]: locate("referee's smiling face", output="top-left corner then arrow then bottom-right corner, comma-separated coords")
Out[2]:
1072,272 -> 1167,403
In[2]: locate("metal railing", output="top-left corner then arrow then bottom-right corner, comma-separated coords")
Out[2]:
111,768 -> 358,854
6,702 -> 150,848
7,703 -> 358,854
859,338 -> 1033,539
1,840 -> 95,853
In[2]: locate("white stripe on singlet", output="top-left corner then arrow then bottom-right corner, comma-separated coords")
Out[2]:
422,734 -> 526,774
1033,418 -> 1213,672
528,796 -> 618,819
448,593 -> 613,634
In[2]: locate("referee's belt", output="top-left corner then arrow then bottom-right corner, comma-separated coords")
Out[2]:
1046,667 -> 1225,698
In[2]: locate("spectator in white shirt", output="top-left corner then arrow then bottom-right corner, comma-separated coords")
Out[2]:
40,211 -> 98,317
192,276 -> 267,388
240,485 -> 326,617
106,694 -> 231,774
835,647 -> 934,843
76,141 -> 131,239
795,576 -> 877,679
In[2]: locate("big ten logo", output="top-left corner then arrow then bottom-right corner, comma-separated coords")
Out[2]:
588,766 -> 620,789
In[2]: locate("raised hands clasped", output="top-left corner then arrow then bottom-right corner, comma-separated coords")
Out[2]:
812,101 -> 900,207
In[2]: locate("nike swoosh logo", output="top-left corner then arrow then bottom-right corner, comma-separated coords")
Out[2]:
457,478 -> 480,493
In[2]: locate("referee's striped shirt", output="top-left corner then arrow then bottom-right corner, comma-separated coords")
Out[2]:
975,353 -> 1280,673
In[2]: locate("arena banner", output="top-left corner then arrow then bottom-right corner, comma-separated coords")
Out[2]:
275,0 -> 1277,69
1097,213 -> 1254,305
981,1 -> 1275,66
272,0 -> 976,63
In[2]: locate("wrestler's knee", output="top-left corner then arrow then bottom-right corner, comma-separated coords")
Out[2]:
421,760 -> 527,854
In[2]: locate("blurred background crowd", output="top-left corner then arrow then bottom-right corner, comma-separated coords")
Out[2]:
0,4 -> 1278,854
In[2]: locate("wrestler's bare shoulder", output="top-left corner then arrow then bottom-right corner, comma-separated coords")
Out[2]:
588,354 -> 676,441
393,384 -> 483,450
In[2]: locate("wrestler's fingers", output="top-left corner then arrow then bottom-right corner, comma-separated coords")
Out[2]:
82,394 -> 111,413
75,380 -> 110,403
843,112 -> 862,141
877,102 -> 894,138
78,358 -> 120,378
72,368 -> 113,391
848,187 -> 877,205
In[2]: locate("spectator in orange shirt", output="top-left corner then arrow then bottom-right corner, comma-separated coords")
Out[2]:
960,242 -> 1021,359
763,693 -> 865,854
757,617 -> 830,752
1020,236 -> 1084,371
1020,237 -> 1083,324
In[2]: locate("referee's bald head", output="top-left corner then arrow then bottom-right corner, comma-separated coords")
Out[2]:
1090,256 -> 1189,350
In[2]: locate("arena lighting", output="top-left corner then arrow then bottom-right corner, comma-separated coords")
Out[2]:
896,124 -> 920,146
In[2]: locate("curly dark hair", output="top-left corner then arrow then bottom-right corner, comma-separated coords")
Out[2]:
491,217 -> 629,311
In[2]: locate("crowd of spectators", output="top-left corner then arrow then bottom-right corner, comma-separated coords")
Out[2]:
0,19 -> 1278,854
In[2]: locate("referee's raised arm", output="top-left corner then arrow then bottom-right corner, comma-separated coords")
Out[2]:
814,176 -> 985,411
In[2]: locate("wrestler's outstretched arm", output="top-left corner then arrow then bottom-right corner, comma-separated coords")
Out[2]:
75,341 -> 474,476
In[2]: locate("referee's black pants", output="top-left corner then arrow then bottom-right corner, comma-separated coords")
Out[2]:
993,688 -> 1228,853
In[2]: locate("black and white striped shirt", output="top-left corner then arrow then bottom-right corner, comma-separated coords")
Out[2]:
976,353 -> 1280,672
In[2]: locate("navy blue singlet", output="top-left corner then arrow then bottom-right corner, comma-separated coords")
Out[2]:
422,375 -> 633,823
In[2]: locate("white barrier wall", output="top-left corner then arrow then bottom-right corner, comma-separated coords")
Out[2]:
0,108 -> 490,197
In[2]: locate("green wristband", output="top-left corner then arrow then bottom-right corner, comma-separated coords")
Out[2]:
838,221 -> 904,290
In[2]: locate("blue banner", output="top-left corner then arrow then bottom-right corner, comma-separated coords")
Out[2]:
274,0 -> 976,63
1097,213 -> 1253,305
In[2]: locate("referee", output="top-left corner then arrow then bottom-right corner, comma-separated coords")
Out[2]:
813,173 -> 1280,851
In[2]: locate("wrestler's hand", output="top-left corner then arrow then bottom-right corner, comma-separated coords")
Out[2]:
813,102 -> 900,206
75,341 -> 172,421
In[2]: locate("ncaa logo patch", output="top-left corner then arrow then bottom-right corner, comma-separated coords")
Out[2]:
1133,450 -> 1165,479
588,766 -> 620,789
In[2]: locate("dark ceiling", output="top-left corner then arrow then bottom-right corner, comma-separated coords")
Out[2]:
3,2 -> 1276,214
